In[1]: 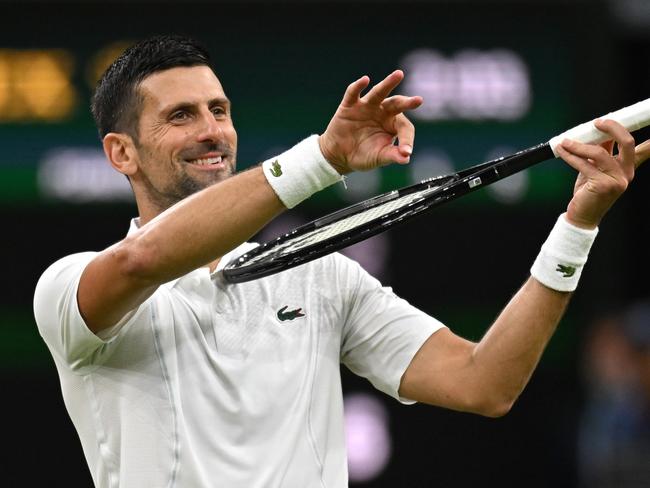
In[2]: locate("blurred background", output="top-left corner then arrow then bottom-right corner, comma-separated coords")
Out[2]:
2,0 -> 650,486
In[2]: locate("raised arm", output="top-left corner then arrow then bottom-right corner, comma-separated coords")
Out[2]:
78,167 -> 283,333
399,120 -> 650,416
78,70 -> 422,334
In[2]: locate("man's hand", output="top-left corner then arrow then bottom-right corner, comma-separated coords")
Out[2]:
319,70 -> 423,174
636,139 -> 650,168
556,119 -> 648,229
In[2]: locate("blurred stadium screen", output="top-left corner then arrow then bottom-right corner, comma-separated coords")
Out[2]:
0,6 -> 581,208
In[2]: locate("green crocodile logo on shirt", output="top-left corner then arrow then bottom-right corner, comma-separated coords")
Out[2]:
277,306 -> 305,322
270,160 -> 283,177
556,264 -> 576,278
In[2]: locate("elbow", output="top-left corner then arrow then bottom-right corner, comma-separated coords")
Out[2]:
469,392 -> 518,418
480,398 -> 515,418
111,235 -> 160,284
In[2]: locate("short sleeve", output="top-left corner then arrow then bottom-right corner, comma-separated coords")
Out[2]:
33,253 -> 147,373
337,255 -> 446,404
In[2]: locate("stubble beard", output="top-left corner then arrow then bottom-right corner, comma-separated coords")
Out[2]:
177,161 -> 234,198
139,144 -> 236,215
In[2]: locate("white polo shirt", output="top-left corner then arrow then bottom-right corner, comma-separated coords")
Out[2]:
33,220 -> 444,488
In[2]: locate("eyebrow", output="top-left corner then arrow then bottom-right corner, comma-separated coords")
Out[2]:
162,96 -> 231,116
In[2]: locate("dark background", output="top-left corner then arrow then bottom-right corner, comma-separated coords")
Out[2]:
1,1 -> 649,486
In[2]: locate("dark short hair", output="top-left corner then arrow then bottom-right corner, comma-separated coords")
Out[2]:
91,35 -> 212,140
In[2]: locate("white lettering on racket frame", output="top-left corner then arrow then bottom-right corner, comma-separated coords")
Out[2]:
468,177 -> 482,188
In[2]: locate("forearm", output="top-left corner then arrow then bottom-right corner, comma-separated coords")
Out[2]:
400,218 -> 586,416
402,122 -> 645,416
122,166 -> 284,282
467,213 -> 600,411
469,277 -> 571,410
79,166 -> 285,332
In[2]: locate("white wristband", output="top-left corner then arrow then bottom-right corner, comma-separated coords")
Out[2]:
261,135 -> 343,209
530,213 -> 599,292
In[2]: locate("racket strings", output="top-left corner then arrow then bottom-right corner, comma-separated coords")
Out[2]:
239,185 -> 443,266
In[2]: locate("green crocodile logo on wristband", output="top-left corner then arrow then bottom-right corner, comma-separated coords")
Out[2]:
556,264 -> 576,278
270,160 -> 283,177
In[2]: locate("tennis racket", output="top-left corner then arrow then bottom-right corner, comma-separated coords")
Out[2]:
223,98 -> 650,283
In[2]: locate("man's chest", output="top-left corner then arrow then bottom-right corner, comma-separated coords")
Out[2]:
167,272 -> 342,362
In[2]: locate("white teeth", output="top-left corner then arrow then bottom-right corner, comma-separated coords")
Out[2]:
191,156 -> 223,166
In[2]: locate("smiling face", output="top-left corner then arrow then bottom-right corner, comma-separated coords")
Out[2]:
127,65 -> 238,217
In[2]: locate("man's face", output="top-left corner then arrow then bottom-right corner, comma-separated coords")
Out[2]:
131,65 -> 238,211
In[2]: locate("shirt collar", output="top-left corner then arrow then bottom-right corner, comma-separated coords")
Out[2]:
127,217 -> 141,237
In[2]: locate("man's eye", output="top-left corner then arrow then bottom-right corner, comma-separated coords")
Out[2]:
171,111 -> 189,121
212,107 -> 226,116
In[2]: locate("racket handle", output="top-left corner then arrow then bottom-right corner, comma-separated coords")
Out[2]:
549,97 -> 650,157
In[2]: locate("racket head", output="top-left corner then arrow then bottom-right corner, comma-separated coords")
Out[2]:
224,97 -> 650,283
222,147 -> 546,283
223,174 -> 455,282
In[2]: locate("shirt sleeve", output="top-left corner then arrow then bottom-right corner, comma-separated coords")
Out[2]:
33,252 -> 148,373
337,254 -> 446,404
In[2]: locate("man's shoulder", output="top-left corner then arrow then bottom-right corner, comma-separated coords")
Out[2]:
319,251 -> 367,276
35,251 -> 98,300
279,252 -> 369,293
33,252 -> 99,338
276,251 -> 362,279
38,251 -> 98,283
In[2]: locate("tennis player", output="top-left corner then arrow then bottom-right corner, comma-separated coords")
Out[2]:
33,35 -> 648,487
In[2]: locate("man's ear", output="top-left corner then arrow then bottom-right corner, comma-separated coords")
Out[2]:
102,132 -> 139,177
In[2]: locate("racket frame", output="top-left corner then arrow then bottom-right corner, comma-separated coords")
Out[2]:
223,143 -> 553,283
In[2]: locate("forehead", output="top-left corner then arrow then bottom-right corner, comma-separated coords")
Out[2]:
138,65 -> 226,112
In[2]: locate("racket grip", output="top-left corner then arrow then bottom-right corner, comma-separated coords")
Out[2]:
549,97 -> 650,157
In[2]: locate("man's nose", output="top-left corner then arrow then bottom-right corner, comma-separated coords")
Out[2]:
196,110 -> 223,142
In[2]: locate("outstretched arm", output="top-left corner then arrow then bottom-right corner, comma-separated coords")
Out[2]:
399,121 -> 649,417
78,71 -> 422,333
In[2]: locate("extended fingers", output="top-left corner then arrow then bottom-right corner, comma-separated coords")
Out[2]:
341,76 -> 370,107
382,95 -> 424,115
560,137 -> 630,181
555,142 -> 601,177
560,139 -> 613,167
558,136 -> 632,201
363,70 -> 404,105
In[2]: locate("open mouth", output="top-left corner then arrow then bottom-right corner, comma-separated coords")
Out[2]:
184,155 -> 230,171
187,155 -> 224,166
